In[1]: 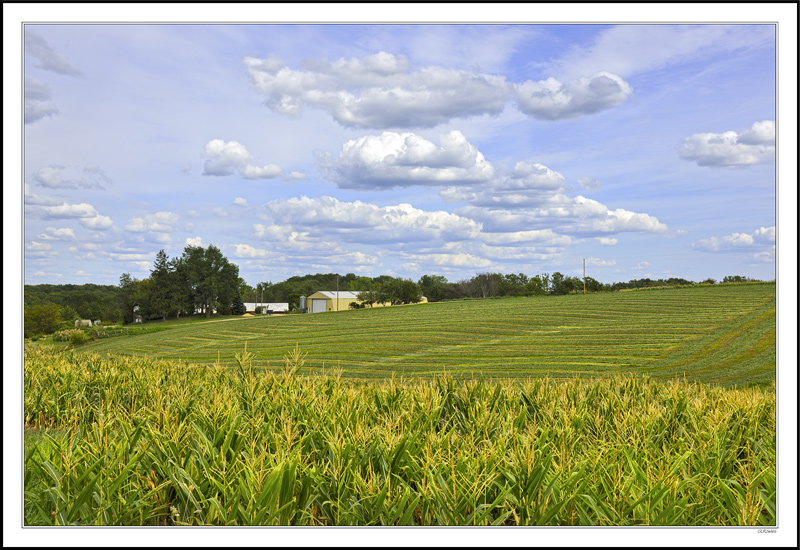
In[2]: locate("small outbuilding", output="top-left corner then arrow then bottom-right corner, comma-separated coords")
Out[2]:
243,302 -> 289,314
306,291 -> 361,313
306,291 -> 427,313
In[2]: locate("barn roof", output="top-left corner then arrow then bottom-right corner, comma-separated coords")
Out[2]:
314,291 -> 361,299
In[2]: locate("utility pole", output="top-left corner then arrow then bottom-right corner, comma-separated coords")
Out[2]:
583,259 -> 587,294
336,275 -> 339,311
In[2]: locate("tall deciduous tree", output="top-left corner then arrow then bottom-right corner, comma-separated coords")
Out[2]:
418,274 -> 447,302
24,303 -> 62,337
181,244 -> 240,318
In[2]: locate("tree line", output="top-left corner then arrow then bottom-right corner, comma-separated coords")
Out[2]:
239,273 -> 424,310
23,242 -> 768,339
118,245 -> 243,323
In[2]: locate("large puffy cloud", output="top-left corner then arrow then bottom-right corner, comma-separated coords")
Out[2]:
202,139 -> 301,180
202,139 -> 252,176
261,195 -> 482,244
678,121 -> 775,167
458,194 -> 669,236
321,130 -> 571,203
245,52 -> 511,129
317,129 -> 667,241
246,51 -> 637,127
319,130 -> 494,189
514,72 -> 633,120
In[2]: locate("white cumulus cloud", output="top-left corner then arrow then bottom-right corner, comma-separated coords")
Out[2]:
202,139 -> 303,181
80,215 -> 114,230
691,226 -> 776,252
440,161 -> 567,207
319,130 -> 495,189
458,194 -> 669,237
124,212 -> 179,233
36,227 -> 76,241
43,202 -> 99,219
514,72 -> 632,120
245,51 -> 511,129
261,195 -> 482,244
678,121 -> 775,167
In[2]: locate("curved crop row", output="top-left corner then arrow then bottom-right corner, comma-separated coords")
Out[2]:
79,284 -> 776,387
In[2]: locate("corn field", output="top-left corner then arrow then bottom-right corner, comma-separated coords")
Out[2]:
22,344 -> 776,526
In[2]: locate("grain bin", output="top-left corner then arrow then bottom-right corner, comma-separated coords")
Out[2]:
299,295 -> 308,313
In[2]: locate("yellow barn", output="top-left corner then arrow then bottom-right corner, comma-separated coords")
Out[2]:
306,291 -> 427,313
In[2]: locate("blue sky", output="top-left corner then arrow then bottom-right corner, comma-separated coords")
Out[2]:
12,8 -> 793,290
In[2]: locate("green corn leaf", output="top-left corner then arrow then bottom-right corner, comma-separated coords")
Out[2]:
66,454 -> 105,523
398,493 -> 421,526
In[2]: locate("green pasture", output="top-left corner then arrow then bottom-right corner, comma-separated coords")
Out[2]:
80,283 -> 776,386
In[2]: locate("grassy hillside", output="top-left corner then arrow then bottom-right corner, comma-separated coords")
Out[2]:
79,283 -> 776,387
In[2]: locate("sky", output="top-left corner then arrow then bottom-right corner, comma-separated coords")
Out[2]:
14,12 -> 791,289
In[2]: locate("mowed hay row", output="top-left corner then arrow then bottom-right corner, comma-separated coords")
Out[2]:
24,347 -> 776,526
80,283 -> 776,386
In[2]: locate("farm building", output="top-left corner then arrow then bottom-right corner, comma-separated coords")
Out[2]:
243,302 -> 289,314
306,291 -> 427,313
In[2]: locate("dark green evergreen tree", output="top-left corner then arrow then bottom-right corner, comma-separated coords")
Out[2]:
231,290 -> 247,315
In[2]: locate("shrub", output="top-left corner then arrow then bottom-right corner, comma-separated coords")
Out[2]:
69,330 -> 91,346
52,329 -> 76,342
52,329 -> 94,345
